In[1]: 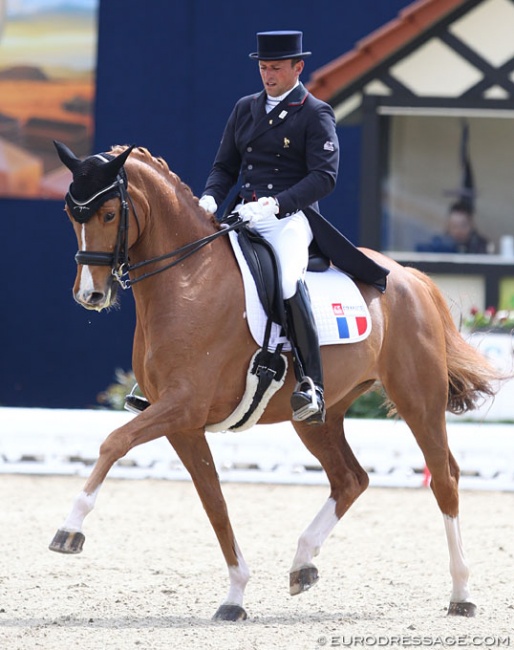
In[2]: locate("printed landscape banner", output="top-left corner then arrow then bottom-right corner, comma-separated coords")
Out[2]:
0,0 -> 99,198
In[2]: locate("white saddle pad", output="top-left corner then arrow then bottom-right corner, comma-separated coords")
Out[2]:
229,230 -> 371,351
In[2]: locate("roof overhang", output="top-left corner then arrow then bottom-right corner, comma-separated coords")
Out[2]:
307,0 -> 514,123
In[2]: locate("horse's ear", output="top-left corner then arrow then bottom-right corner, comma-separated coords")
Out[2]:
54,140 -> 82,172
103,145 -> 136,177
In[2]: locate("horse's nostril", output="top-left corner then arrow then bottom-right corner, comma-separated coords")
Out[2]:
74,288 -> 111,311
89,291 -> 105,304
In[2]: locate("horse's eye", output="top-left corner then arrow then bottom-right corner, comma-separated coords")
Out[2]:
104,212 -> 116,223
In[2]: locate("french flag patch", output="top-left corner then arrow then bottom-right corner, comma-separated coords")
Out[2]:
332,303 -> 368,339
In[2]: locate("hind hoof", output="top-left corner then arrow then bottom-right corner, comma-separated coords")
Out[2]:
49,529 -> 85,554
447,601 -> 476,617
212,604 -> 248,621
290,564 -> 319,595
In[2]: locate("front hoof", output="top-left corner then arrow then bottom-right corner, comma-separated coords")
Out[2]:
49,529 -> 85,554
212,604 -> 248,622
447,601 -> 476,617
290,564 -> 319,596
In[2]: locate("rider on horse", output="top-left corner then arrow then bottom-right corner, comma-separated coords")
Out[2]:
198,31 -> 388,425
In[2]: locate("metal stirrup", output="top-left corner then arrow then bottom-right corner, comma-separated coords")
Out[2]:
292,376 -> 321,421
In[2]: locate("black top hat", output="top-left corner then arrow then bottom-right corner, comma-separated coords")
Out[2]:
249,30 -> 311,61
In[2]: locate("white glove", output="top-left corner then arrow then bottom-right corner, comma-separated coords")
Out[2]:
238,196 -> 279,225
199,195 -> 217,214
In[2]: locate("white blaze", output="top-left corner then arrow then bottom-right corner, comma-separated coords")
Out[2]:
78,224 -> 95,295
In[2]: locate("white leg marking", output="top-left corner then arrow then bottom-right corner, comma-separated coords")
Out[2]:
444,514 -> 472,603
291,497 -> 339,572
61,487 -> 100,533
223,542 -> 250,608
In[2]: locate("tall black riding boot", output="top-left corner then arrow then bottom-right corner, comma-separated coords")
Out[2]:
285,280 -> 325,425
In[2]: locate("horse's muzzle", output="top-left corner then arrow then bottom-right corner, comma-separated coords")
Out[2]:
74,273 -> 119,311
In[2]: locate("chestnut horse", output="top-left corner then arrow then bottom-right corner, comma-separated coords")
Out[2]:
50,142 -> 500,621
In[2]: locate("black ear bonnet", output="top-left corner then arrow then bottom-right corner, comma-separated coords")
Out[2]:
54,141 -> 134,223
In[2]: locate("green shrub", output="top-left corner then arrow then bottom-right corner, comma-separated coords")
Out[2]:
346,386 -> 389,419
97,368 -> 138,410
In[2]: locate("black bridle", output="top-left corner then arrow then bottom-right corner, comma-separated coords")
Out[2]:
74,170 -> 242,290
74,174 -> 135,282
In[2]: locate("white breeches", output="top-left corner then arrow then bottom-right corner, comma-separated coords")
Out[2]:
247,210 -> 313,300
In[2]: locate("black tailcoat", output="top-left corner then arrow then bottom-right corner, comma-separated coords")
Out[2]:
203,83 -> 389,290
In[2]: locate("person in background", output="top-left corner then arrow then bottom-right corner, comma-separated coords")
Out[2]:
417,200 -> 491,254
446,200 -> 490,253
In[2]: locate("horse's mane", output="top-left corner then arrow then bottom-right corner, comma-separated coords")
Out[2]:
109,144 -> 220,229
109,144 -> 191,194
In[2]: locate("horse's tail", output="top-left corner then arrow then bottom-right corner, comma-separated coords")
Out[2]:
407,268 -> 504,414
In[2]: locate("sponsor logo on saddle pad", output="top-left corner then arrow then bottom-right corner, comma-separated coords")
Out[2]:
332,303 -> 368,339
229,231 -> 372,351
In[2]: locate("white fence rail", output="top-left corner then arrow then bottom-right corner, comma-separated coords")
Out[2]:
0,407 -> 513,491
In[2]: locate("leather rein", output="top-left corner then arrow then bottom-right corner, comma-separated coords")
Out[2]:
74,171 -> 242,290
